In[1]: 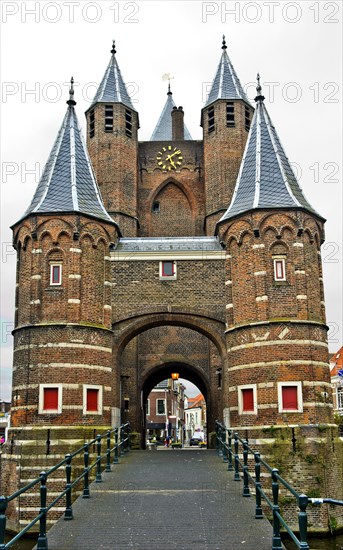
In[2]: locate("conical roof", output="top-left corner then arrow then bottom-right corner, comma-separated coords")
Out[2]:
218,80 -> 323,225
205,37 -> 251,107
16,82 -> 117,227
150,88 -> 192,141
89,41 -> 134,111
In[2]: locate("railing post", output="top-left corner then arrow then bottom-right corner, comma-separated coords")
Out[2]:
113,428 -> 119,464
242,440 -> 250,497
95,434 -> 102,483
106,430 -> 111,472
0,496 -> 8,550
120,425 -> 125,457
298,494 -> 310,550
222,428 -> 228,463
126,424 -> 131,452
234,432 -> 240,481
227,430 -> 233,471
271,468 -> 282,549
83,443 -> 90,498
36,472 -> 48,550
64,454 -> 73,520
254,452 -> 263,519
215,421 -> 219,454
218,424 -> 223,457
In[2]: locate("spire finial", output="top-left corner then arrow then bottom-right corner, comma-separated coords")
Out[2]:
222,35 -> 227,50
254,72 -> 265,103
167,82 -> 172,95
67,76 -> 76,106
111,40 -> 116,55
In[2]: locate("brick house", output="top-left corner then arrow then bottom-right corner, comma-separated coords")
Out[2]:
184,394 -> 207,442
146,379 -> 186,443
330,346 -> 343,416
2,37 -> 343,532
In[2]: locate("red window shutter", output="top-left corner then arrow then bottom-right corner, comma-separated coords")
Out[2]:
87,389 -> 98,412
282,386 -> 298,410
242,388 -> 254,412
162,262 -> 174,276
44,388 -> 58,410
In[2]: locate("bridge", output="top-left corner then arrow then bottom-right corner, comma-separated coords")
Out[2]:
4,424 -> 341,549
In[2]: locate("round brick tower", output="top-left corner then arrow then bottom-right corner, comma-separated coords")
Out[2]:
216,77 -> 332,431
85,41 -> 139,237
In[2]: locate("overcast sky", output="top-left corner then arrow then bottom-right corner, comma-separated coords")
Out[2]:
1,1 -> 342,401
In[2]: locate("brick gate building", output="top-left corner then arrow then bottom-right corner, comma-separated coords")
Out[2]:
2,38 -> 342,532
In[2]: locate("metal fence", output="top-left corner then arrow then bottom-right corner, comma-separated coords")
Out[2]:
0,423 -> 130,550
215,421 -> 343,550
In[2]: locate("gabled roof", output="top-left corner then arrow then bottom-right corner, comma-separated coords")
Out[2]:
150,88 -> 192,141
16,82 -> 116,227
330,346 -> 343,377
217,79 -> 323,225
205,36 -> 251,107
88,41 -> 134,111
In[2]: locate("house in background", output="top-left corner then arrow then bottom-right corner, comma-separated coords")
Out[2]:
330,346 -> 343,417
0,401 -> 11,443
184,393 -> 207,442
146,379 -> 185,443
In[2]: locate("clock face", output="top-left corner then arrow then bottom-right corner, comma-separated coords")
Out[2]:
156,145 -> 183,171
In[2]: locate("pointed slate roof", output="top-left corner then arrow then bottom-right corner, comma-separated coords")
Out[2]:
150,87 -> 193,141
218,77 -> 323,224
205,36 -> 251,107
89,41 -> 134,110
17,80 -> 117,227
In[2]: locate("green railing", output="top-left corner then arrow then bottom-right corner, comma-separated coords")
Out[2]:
0,423 -> 130,550
215,421 -> 342,550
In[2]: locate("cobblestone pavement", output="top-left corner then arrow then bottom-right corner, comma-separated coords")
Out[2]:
45,450 -> 275,549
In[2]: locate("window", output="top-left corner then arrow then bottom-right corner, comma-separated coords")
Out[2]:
337,387 -> 343,410
245,106 -> 251,131
273,258 -> 286,281
89,109 -> 95,138
226,102 -> 235,127
50,263 -> 62,285
105,105 -> 113,132
83,385 -> 103,415
238,385 -> 257,414
159,261 -> 177,280
39,384 -> 62,414
278,382 -> 303,413
152,201 -> 160,213
156,399 -> 166,415
124,398 -> 130,411
145,399 -> 150,416
125,109 -> 132,137
208,106 -> 215,133
217,370 -> 222,389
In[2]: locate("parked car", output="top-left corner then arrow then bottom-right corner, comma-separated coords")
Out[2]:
189,433 -> 204,446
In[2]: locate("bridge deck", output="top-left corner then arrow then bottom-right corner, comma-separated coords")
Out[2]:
45,449 -> 274,549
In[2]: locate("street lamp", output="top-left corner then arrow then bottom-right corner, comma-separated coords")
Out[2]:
171,373 -> 179,442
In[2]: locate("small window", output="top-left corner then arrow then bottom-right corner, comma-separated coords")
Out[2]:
245,106 -> 251,132
208,106 -> 215,133
145,399 -> 150,415
226,102 -> 235,127
124,398 -> 130,411
125,109 -> 132,137
89,109 -> 95,138
39,384 -> 62,414
50,263 -> 62,286
278,382 -> 303,413
273,258 -> 286,281
238,385 -> 257,415
217,371 -> 222,389
105,105 -> 113,132
83,385 -> 103,415
152,201 -> 160,213
156,399 -> 166,415
159,261 -> 177,280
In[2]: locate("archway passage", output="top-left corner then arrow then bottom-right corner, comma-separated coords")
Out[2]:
142,363 -> 208,449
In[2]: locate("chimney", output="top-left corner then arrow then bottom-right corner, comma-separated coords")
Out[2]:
171,106 -> 184,140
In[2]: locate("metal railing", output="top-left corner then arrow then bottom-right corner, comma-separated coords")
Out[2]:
215,421 -> 342,550
0,423 -> 130,550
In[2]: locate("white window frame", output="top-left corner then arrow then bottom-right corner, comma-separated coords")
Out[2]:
238,384 -> 257,415
50,263 -> 62,286
146,398 -> 150,416
273,257 -> 286,282
83,385 -> 103,415
337,386 -> 343,411
156,398 -> 166,415
159,261 -> 177,280
39,383 -> 63,414
278,381 -> 303,413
